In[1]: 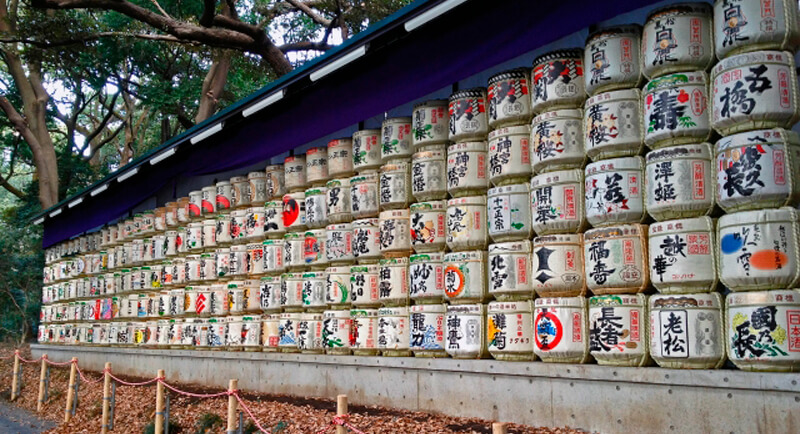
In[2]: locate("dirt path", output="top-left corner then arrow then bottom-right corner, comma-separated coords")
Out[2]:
0,399 -> 56,433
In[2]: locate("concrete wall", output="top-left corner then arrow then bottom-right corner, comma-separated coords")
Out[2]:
31,344 -> 799,433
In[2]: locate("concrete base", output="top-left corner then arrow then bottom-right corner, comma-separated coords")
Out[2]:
31,344 -> 799,433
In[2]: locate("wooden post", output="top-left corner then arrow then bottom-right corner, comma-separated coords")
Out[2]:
154,369 -> 165,434
37,354 -> 48,411
101,363 -> 112,434
226,379 -> 238,434
492,422 -> 508,434
336,394 -> 348,434
64,357 -> 77,422
10,351 -> 20,401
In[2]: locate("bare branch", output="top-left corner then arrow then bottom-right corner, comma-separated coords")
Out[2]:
279,40 -> 333,52
285,0 -> 331,26
148,0 -> 172,19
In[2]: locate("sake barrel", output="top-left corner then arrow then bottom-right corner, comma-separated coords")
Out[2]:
488,68 -> 533,128
208,284 -> 229,317
445,304 -> 488,359
262,314 -> 280,352
297,313 -> 323,353
186,223 -> 204,253
379,209 -> 412,257
229,210 -> 248,244
188,190 -> 203,220
488,241 -> 534,301
327,138 -> 354,178
409,252 -> 445,304
714,0 -> 800,59
325,266 -> 351,308
352,129 -> 382,172
248,242 -> 265,277
447,144 -> 488,201
249,171 -> 269,206
409,304 -> 447,357
326,178 -> 352,224
531,49 -> 586,113
584,224 -> 650,295
649,217 -> 717,294
530,109 -> 586,173
231,176 -> 251,209
649,292 -> 725,369
642,3 -> 714,79
351,218 -> 382,263
230,245 -> 248,277
165,203 -> 179,228
215,181 -> 234,213
283,232 -> 305,271
215,247 -> 232,279
488,125 -> 532,186
262,239 -> 285,274
284,155 -> 307,192
584,25 -> 643,95
266,164 -> 286,200
264,200 -> 285,238
168,288 -> 184,317
350,264 -> 380,307
718,208 -> 800,291
282,192 -> 306,231
711,50 -> 800,135
725,289 -> 800,372
448,88 -> 489,142
325,223 -> 354,264
378,306 -> 410,356
379,161 -> 412,210
584,89 -> 645,161
645,143 -> 715,221
350,172 -> 380,219
259,276 -> 281,313
199,254 -> 216,282
585,156 -> 646,226
409,201 -> 446,253
715,128 -> 800,213
280,272 -> 304,312
411,146 -> 447,201
278,312 -> 300,352
534,296 -> 591,363
303,228 -> 327,268
301,271 -> 327,311
206,317 -> 227,349
213,215 -> 232,246
444,250 -> 488,304
412,100 -> 449,148
446,196 -> 488,251
381,117 -> 413,162
322,309 -> 351,354
488,183 -> 533,242
530,169 -> 587,235
244,206 -> 266,241
643,71 -> 712,148
156,320 -> 170,348
487,300 -> 535,361
378,257 -> 409,307
588,294 -> 651,366
305,146 -> 328,185
185,256 -> 201,283
350,308 -> 379,356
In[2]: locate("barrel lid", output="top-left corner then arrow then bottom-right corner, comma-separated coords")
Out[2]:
352,218 -> 379,226
188,190 -> 202,196
448,141 -> 488,153
586,24 -> 642,44
585,88 -> 641,106
379,306 -> 409,316
382,117 -> 412,125
230,176 -> 248,183
532,108 -> 583,125
410,304 -> 446,313
306,146 -> 327,155
410,200 -> 446,212
488,300 -> 532,313
381,161 -> 410,171
413,99 -> 448,109
531,169 -> 583,188
350,172 -> 378,183
284,231 -> 304,240
379,257 -> 409,266
487,124 -> 531,140
534,296 -> 586,308
230,244 -> 247,251
328,138 -> 353,147
446,304 -> 483,314
448,195 -> 487,207
412,148 -> 446,159
718,207 -> 799,228
644,71 -> 707,93
488,183 -> 529,196
646,143 -> 712,163
265,164 -> 283,171
488,67 -> 531,84
350,308 -> 378,317
305,187 -> 326,196
532,48 -> 583,66
247,171 -> 266,179
350,264 -> 379,272
280,312 -> 301,318
714,50 -> 794,75
410,252 -> 444,262
302,271 -> 327,278
646,2 -> 711,22
650,216 -> 712,235
715,128 -> 799,153
586,156 -> 644,174
325,265 -> 352,273
489,240 -> 532,254
323,309 -> 350,318
353,129 -> 381,140
444,250 -> 486,261
265,200 -> 282,207
380,208 -> 410,219
584,224 -> 646,241
449,87 -> 487,102
260,275 -> 281,282
650,293 -> 720,309
589,294 -> 645,307
727,290 -> 800,307
326,222 -> 352,231
326,178 -> 350,188
284,155 -> 305,163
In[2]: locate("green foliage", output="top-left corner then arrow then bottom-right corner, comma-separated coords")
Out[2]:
194,412 -> 224,433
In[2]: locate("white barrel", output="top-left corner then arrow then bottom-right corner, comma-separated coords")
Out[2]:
584,25 -> 643,95
213,215 -> 231,246
242,279 -> 260,313
297,313 -> 323,353
349,172 -> 380,219
198,254 -> 215,282
168,289 -> 184,317
530,169 -> 586,235
186,223 -> 203,252
649,292 -> 725,369
534,296 -> 591,363
278,312 -> 299,351
584,88 -> 644,161
280,272 -> 304,311
241,315 -> 262,350
259,276 -> 281,313
649,217 -> 717,294
266,165 -> 286,200
206,317 -> 226,349
715,128 -> 800,213
378,306 -> 410,356
325,223 -> 353,264
379,161 -> 412,210
305,146 -> 328,185
301,271 -> 327,311
230,245 -> 248,277
215,247 -> 232,280
531,49 -> 586,113
326,178 -> 351,224
303,228 -> 327,268
188,190 -> 203,220
379,209 -> 412,257
262,239 -> 285,274
378,257 -> 409,307
409,252 -> 445,304
350,264 -> 380,307
262,314 -> 280,351
718,208 -> 800,291
446,196 -> 488,251
248,172 -> 268,206
447,141 -> 489,197
409,201 -> 446,253
409,304 -> 446,357
714,0 -> 800,59
216,181 -> 234,213
381,117 -> 413,162
725,289 -> 800,372
325,266 -> 351,308
584,224 -> 650,295
193,286 -> 211,317
489,240 -> 533,301
284,155 -> 307,192
585,156 -> 646,226
412,100 -> 449,148
352,129 -> 382,172
322,310 -> 351,354
445,304 -> 488,359
283,232 -> 305,271
444,250 -> 488,304
244,207 -> 265,240
645,143 -> 714,221
231,176 -> 251,209
351,218 -> 381,263
327,138 -> 354,178
643,71 -> 712,148
488,183 -> 533,242
711,50 -> 800,135
282,192 -> 306,231
208,284 -> 229,316
229,210 -> 248,244
488,68 -> 533,129
351,308 -> 379,355
247,242 -> 265,276
487,300 -> 535,361
411,146 -> 447,201
448,88 -> 489,142
156,320 -> 170,347
185,256 -> 201,283
264,200 -> 285,237
488,125 -> 532,186
642,3 -> 714,79
530,109 -> 586,174
588,294 -> 650,366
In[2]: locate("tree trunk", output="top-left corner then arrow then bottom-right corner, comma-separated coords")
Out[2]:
196,50 -> 232,123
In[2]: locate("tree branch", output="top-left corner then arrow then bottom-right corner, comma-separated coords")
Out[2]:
199,0 -> 215,27
279,40 -> 333,52
284,0 -> 330,26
